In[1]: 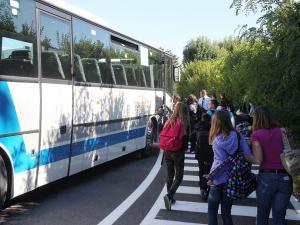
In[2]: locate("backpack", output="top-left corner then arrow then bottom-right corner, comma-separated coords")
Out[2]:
159,120 -> 183,151
208,133 -> 256,199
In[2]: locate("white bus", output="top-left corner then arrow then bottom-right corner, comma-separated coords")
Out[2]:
0,0 -> 175,208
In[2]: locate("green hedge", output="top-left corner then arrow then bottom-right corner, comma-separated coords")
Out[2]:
176,37 -> 300,142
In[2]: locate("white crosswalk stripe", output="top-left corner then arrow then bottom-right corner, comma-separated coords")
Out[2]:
184,166 -> 199,171
151,219 -> 206,225
141,153 -> 300,225
177,186 -> 259,198
183,175 -> 200,182
185,153 -> 196,158
171,201 -> 300,221
177,186 -> 200,195
184,159 -> 198,164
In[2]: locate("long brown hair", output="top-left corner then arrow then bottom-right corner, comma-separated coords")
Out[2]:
252,106 -> 278,131
165,102 -> 190,134
209,110 -> 234,144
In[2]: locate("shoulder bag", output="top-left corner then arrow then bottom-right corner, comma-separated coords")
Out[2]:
280,128 -> 300,177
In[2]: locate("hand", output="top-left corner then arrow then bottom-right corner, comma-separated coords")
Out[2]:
207,180 -> 213,186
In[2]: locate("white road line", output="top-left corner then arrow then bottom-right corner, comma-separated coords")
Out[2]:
172,201 -> 300,221
183,175 -> 199,182
184,166 -> 199,171
97,150 -> 163,225
140,186 -> 167,225
185,159 -> 198,164
152,219 -> 206,225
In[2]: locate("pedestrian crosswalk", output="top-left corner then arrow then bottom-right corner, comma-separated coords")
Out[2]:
141,153 -> 300,225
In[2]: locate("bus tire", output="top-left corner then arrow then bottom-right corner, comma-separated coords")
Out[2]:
141,119 -> 157,158
0,154 -> 7,209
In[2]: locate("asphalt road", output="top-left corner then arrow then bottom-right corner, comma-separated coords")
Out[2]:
1,150 -> 299,225
0,149 -> 162,225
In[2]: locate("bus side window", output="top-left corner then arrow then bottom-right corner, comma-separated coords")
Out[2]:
74,54 -> 86,82
135,68 -> 146,87
125,66 -> 137,86
58,54 -> 72,80
0,0 -> 37,78
81,58 -> 102,83
0,38 -> 35,77
41,51 -> 65,79
40,12 -> 71,80
143,67 -> 152,88
99,61 -> 114,84
112,64 -> 127,85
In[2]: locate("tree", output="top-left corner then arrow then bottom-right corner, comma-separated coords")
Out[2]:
217,36 -> 240,53
230,0 -> 288,15
159,48 -> 180,67
0,1 -> 15,32
183,36 -> 222,63
176,59 -> 222,98
74,37 -> 106,59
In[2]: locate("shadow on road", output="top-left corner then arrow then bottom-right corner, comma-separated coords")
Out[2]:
0,148 -> 159,224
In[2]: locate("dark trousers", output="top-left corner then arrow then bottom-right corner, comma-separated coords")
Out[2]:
164,150 -> 184,199
189,132 -> 196,152
197,159 -> 212,191
208,185 -> 233,225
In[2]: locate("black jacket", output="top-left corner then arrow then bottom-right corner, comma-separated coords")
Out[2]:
194,121 -> 213,163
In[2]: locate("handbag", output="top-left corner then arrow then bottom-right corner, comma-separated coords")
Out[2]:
224,151 -> 256,199
280,128 -> 300,177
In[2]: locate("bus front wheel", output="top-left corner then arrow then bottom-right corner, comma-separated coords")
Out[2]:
0,154 -> 7,209
141,120 -> 157,157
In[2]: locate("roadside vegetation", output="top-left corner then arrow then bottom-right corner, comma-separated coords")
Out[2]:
176,0 -> 300,197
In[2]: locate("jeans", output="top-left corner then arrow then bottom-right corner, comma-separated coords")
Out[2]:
164,150 -> 184,199
256,172 -> 293,225
208,185 -> 233,225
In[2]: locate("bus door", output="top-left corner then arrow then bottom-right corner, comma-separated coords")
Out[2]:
36,6 -> 73,187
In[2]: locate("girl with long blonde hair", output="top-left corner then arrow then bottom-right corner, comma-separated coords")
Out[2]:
207,110 -> 252,225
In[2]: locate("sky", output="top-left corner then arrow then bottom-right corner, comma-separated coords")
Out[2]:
63,0 -> 261,62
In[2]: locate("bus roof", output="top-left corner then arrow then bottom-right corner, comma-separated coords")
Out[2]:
40,0 -> 109,28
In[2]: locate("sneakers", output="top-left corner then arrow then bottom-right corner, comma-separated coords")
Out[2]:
163,194 -> 171,210
170,198 -> 176,204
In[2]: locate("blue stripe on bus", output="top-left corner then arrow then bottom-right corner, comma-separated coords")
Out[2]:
0,82 -> 22,134
0,82 -> 38,173
71,127 -> 146,157
11,127 -> 146,173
